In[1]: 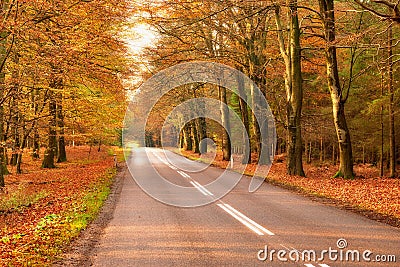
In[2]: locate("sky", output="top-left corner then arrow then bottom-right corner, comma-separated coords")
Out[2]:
126,23 -> 157,55
122,22 -> 158,96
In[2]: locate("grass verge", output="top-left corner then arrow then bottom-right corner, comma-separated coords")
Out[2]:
0,186 -> 48,214
5,168 -> 116,266
0,146 -> 121,266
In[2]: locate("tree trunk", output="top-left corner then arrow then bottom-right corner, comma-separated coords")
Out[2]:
0,23 -> 7,186
179,131 -> 183,148
0,85 -> 5,186
57,94 -> 67,163
275,2 -> 305,176
258,109 -> 271,165
197,117 -> 207,154
218,84 -> 231,161
387,24 -> 396,177
191,85 -> 207,154
254,76 -> 272,166
16,124 -> 28,174
190,120 -> 199,153
196,97 -> 207,154
380,73 -> 384,177
320,136 -> 324,162
305,140 -> 309,164
250,82 -> 261,159
331,90 -> 353,178
182,124 -> 192,151
236,70 -> 251,164
42,91 -> 57,168
32,88 -> 40,159
32,128 -> 40,159
319,0 -> 354,179
10,108 -> 20,166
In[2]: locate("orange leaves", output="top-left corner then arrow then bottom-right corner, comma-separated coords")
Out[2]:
0,146 -> 115,266
266,162 -> 400,220
182,150 -> 400,223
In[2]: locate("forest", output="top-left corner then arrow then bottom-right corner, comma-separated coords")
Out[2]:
2,1 -> 400,264
0,0 -> 133,187
131,0 -> 400,179
1,0 -> 400,188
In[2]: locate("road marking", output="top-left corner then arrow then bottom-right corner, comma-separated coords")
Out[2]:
190,181 -> 210,196
168,164 -> 178,170
177,170 -> 190,178
222,204 -> 275,235
152,152 -> 214,197
152,152 -> 178,170
304,264 -> 330,267
217,203 -> 274,236
318,264 -> 331,267
152,150 -> 275,238
192,181 -> 213,195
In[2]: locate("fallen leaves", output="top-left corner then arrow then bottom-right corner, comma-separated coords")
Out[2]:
180,150 -> 400,225
267,162 -> 400,222
0,146 -> 116,266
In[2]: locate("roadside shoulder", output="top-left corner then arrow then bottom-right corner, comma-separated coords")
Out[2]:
52,163 -> 127,267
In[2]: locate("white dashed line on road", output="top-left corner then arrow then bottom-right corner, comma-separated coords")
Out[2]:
177,170 -> 190,178
192,181 -> 213,195
153,150 -> 276,238
217,203 -> 275,236
190,181 -> 213,196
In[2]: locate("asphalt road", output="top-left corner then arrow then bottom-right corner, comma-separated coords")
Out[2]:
91,148 -> 400,266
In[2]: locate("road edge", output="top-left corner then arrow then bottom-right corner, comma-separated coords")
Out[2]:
52,163 -> 127,267
168,148 -> 400,229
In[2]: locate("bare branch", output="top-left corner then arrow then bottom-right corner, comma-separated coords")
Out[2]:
353,0 -> 400,22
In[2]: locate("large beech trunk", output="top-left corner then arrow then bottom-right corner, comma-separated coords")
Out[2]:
182,124 -> 192,151
190,120 -> 199,153
319,0 -> 354,178
42,89 -> 57,168
236,71 -> 251,164
275,1 -> 305,176
387,24 -> 396,177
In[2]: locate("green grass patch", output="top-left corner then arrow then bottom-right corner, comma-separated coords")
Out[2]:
107,147 -> 126,163
0,186 -> 48,213
11,168 -> 116,266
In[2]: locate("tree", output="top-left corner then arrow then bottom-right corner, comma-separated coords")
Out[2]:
274,1 -> 305,176
42,85 -> 58,169
0,0 -> 131,176
387,23 -> 397,177
218,82 -> 232,161
319,0 -> 354,178
0,0 -> 12,186
56,92 -> 67,163
354,0 -> 400,22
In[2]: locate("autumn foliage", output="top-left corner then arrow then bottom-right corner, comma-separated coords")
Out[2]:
0,0 -> 131,184
135,0 -> 400,179
181,150 -> 400,226
0,146 -> 117,266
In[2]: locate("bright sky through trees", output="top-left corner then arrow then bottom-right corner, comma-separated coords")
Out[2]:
126,23 -> 157,55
